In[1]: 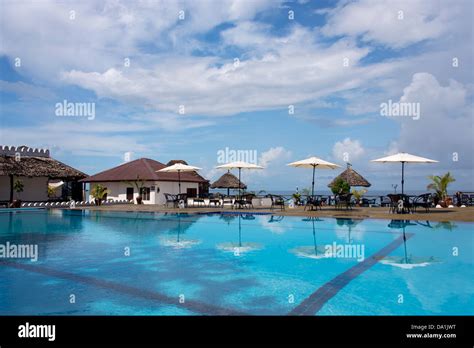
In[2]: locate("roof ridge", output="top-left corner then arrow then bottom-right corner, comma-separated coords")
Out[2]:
141,158 -> 160,180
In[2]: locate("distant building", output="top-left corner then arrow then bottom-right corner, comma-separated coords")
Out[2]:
80,158 -> 209,204
0,145 -> 87,203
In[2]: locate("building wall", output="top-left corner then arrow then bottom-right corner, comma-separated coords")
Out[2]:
0,176 -> 10,201
87,181 -> 200,205
0,176 -> 48,201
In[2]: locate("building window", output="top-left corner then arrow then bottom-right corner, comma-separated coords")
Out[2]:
140,187 -> 151,200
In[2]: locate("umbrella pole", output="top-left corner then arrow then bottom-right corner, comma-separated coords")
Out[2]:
238,214 -> 242,247
403,227 -> 408,264
178,170 -> 181,194
401,162 -> 405,196
238,168 -> 242,200
311,165 -> 315,196
312,219 -> 317,255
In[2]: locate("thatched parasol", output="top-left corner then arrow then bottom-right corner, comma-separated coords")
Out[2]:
328,163 -> 371,188
210,172 -> 247,196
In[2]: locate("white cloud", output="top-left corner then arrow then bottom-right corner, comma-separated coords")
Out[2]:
388,72 -> 473,169
332,138 -> 365,163
258,146 -> 292,167
321,0 -> 462,48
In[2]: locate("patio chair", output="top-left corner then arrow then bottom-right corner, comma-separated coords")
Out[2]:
387,194 -> 412,213
268,194 -> 285,211
335,193 -> 353,210
164,193 -> 178,208
412,193 -> 433,213
234,194 -> 254,209
177,193 -> 188,208
304,195 -> 322,211
361,197 -> 377,207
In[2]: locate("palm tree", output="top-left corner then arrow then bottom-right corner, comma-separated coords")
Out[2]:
13,179 -> 24,200
90,184 -> 110,206
427,172 -> 455,203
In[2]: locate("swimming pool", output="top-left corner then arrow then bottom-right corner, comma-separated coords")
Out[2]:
0,209 -> 472,315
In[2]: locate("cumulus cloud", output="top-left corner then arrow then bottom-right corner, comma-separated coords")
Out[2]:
332,138 -> 365,163
259,146 -> 292,167
388,72 -> 473,169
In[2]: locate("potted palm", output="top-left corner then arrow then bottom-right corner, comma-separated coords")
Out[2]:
331,177 -> 350,195
292,192 -> 302,205
90,184 -> 109,206
427,172 -> 455,207
10,179 -> 24,208
351,188 -> 367,206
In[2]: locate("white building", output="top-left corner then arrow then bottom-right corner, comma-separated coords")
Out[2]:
81,158 -> 209,205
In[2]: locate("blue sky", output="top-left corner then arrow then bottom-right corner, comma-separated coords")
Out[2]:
0,0 -> 473,193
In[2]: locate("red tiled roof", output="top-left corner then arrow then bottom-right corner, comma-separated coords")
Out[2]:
80,158 -> 208,183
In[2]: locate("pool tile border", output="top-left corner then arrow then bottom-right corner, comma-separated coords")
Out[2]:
288,233 -> 414,315
0,260 -> 247,316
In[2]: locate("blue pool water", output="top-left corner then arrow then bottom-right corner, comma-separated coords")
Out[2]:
0,209 -> 472,315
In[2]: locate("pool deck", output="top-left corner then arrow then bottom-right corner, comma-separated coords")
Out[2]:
73,205 -> 474,222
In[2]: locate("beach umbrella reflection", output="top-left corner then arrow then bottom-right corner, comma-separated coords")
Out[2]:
380,220 -> 439,269
336,218 -> 363,243
216,214 -> 262,256
290,217 -> 328,259
159,214 -> 201,249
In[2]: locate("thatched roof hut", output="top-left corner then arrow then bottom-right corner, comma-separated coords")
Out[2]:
0,153 -> 86,179
210,172 -> 247,189
0,145 -> 87,203
328,164 -> 371,188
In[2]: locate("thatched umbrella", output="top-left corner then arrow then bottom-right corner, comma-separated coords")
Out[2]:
210,171 -> 247,196
328,163 -> 371,188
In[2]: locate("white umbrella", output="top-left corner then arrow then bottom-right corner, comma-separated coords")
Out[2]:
287,157 -> 340,196
157,163 -> 202,194
371,152 -> 438,195
215,161 -> 263,199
